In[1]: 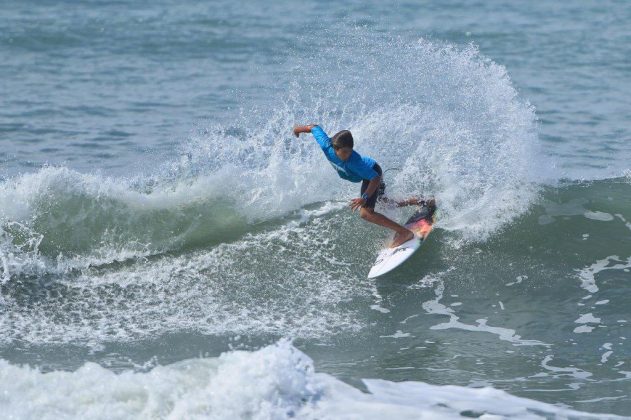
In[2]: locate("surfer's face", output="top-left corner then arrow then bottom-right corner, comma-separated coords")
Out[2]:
334,146 -> 352,161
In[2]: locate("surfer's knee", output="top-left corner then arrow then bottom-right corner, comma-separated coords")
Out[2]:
359,207 -> 375,220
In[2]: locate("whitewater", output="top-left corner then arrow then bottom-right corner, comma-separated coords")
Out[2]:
2,1 -> 631,418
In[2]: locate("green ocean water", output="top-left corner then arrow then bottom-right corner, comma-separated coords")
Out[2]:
1,1 -> 631,418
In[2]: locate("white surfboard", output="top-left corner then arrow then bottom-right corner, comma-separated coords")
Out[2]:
367,203 -> 436,279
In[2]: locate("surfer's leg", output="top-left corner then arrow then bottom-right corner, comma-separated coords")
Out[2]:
359,170 -> 413,247
359,207 -> 414,248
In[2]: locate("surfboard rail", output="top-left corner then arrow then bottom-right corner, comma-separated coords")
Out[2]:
367,203 -> 436,279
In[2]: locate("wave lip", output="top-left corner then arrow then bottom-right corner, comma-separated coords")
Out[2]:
0,340 -> 619,420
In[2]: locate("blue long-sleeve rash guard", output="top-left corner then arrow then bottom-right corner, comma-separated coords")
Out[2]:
311,126 -> 379,183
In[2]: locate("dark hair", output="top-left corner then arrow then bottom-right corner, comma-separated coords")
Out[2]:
331,130 -> 354,150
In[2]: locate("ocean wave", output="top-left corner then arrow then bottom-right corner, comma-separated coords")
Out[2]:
2,35 -> 544,279
0,165 -> 258,277
0,340 -> 617,419
0,207 -> 367,345
1,176 -> 629,346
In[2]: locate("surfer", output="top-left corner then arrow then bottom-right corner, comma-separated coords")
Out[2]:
293,124 -> 428,247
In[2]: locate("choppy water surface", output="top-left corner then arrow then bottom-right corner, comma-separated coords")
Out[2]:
1,0 -> 630,418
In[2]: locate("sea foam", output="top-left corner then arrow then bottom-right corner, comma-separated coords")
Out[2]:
0,340 -> 616,419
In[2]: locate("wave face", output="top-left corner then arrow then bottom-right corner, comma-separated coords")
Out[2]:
0,165 -> 254,279
0,340 -> 613,420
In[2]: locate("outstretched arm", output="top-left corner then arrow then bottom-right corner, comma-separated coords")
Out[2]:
293,124 -> 316,137
294,124 -> 331,150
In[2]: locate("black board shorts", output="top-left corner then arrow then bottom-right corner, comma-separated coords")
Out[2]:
360,163 -> 386,209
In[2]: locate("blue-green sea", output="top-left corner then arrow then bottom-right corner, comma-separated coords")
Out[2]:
1,1 -> 630,418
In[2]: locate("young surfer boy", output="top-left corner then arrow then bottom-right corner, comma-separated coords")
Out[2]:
293,124 -> 428,248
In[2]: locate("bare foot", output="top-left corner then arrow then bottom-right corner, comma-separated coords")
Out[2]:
390,229 -> 415,248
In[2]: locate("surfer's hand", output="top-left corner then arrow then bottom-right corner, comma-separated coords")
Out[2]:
293,124 -> 315,137
350,197 -> 365,211
294,124 -> 317,137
